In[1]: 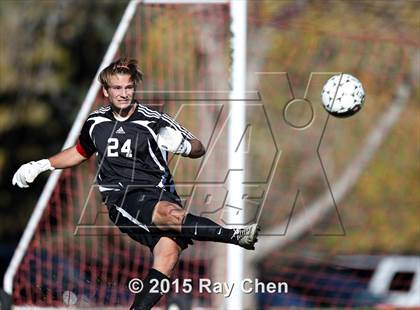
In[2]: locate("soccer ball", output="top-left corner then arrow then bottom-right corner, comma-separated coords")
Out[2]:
321,73 -> 365,118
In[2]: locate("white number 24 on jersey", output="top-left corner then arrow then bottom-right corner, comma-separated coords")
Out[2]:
107,138 -> 133,158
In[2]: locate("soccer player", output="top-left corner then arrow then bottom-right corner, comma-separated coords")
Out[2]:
12,58 -> 260,310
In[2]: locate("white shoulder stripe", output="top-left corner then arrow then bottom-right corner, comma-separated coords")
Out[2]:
137,108 -> 161,120
138,104 -> 161,115
161,114 -> 184,130
91,106 -> 111,115
138,105 -> 196,140
137,105 -> 161,119
161,114 -> 196,139
137,103 -> 160,113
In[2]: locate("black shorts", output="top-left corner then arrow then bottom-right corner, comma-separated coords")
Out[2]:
104,187 -> 193,251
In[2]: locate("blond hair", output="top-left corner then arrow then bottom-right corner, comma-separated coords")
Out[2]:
98,58 -> 143,89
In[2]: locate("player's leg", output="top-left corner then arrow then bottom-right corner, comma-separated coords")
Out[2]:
130,237 -> 181,310
152,201 -> 260,249
152,236 -> 181,276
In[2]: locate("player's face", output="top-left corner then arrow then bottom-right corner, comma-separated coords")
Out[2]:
103,74 -> 136,111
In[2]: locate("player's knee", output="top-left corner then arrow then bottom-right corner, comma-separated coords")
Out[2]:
152,202 -> 185,226
168,207 -> 186,224
152,202 -> 169,224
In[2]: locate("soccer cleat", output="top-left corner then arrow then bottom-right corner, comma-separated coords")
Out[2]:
231,223 -> 260,250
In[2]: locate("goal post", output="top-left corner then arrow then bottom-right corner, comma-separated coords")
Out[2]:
3,0 -> 140,298
227,0 -> 247,309
3,0 -> 250,308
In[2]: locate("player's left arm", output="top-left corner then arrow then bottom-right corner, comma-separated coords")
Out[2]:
156,113 -> 205,158
157,126 -> 205,158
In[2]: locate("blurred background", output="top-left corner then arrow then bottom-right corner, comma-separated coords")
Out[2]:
0,0 -> 419,309
0,0 -> 129,276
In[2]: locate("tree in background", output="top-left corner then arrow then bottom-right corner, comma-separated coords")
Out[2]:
0,0 -> 128,243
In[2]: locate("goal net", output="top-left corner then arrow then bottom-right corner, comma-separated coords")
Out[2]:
5,0 -> 233,308
4,1 -> 419,309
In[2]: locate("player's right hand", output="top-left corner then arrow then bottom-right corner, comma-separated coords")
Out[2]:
12,159 -> 54,188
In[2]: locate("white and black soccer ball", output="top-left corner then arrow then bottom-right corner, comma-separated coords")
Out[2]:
321,73 -> 365,118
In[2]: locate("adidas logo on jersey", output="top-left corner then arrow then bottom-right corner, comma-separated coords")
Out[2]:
115,126 -> 126,134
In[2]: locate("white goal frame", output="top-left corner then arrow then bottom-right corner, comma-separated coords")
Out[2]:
3,1 -> 247,309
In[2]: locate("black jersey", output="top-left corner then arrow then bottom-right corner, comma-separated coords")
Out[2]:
76,103 -> 195,195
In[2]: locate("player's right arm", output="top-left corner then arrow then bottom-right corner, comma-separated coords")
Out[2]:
13,115 -> 96,188
48,145 -> 88,169
12,146 -> 89,188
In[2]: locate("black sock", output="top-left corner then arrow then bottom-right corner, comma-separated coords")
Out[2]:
181,214 -> 238,244
130,268 -> 169,310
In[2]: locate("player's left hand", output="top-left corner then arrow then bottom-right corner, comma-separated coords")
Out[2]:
157,127 -> 191,156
